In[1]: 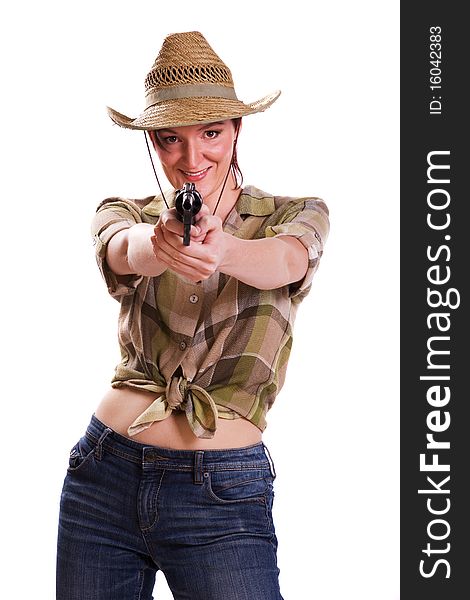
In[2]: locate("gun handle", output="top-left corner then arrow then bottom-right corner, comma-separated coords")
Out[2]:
183,223 -> 191,246
182,210 -> 193,246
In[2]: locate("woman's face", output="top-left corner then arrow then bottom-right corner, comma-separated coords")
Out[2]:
151,119 -> 238,205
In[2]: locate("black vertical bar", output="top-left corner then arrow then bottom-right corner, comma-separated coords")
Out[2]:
401,4 -> 469,599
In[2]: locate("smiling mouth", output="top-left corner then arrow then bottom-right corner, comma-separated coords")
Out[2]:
180,167 -> 210,179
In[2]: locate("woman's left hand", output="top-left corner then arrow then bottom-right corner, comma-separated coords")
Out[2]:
151,204 -> 229,283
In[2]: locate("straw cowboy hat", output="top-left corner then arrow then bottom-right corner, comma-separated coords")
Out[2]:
107,31 -> 281,131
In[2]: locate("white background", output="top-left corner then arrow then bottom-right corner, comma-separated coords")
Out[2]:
0,1 -> 399,598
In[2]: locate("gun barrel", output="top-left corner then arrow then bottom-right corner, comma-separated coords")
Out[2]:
182,193 -> 194,211
175,182 -> 203,247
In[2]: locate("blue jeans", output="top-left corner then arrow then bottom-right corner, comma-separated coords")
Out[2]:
56,415 -> 283,599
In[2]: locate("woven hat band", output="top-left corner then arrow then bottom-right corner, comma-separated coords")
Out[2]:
145,84 -> 238,108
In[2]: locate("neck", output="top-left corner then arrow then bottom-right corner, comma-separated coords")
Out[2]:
206,173 -> 241,219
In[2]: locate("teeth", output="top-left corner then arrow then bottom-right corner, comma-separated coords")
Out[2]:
182,168 -> 208,176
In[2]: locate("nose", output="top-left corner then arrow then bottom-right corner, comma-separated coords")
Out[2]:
183,138 -> 203,170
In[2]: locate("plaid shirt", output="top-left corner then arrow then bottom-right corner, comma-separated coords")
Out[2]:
91,185 -> 329,438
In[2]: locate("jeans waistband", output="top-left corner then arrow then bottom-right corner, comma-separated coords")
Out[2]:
85,414 -> 276,479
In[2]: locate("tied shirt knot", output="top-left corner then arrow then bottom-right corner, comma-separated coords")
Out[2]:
127,374 -> 219,439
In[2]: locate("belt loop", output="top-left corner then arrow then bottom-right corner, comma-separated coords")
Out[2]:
263,443 -> 277,479
193,450 -> 204,484
94,427 -> 113,461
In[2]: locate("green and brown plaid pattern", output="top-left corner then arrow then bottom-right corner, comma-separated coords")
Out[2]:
92,185 -> 329,438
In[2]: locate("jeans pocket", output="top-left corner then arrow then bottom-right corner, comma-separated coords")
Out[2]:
204,469 -> 272,504
67,434 -> 97,473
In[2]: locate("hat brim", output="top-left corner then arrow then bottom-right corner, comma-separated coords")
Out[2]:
106,91 -> 281,130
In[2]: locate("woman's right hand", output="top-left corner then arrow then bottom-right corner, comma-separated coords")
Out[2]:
153,206 -> 208,245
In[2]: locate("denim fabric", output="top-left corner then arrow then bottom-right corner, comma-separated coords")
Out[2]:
56,415 -> 283,599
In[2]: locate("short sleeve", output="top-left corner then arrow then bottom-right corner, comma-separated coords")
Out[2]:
91,197 -> 144,299
263,197 -> 330,302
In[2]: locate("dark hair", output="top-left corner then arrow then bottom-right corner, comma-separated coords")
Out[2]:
230,118 -> 243,189
149,118 -> 243,190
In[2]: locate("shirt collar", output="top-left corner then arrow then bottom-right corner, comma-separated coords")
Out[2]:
141,185 -> 275,218
142,190 -> 175,217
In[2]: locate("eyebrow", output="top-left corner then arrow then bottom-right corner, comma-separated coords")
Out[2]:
158,121 -> 226,135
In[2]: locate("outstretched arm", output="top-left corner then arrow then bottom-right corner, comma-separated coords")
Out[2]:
105,210 -> 207,278
106,224 -> 167,277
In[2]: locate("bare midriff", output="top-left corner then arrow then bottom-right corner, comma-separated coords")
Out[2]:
94,387 -> 263,450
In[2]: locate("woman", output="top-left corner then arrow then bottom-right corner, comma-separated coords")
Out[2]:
56,31 -> 329,599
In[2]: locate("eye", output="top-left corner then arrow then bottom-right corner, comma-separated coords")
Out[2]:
204,129 -> 221,139
163,135 -> 179,144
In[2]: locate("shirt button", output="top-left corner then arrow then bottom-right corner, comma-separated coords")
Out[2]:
189,294 -> 199,304
179,341 -> 187,351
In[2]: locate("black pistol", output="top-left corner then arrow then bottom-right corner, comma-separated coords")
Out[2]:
174,182 -> 203,246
